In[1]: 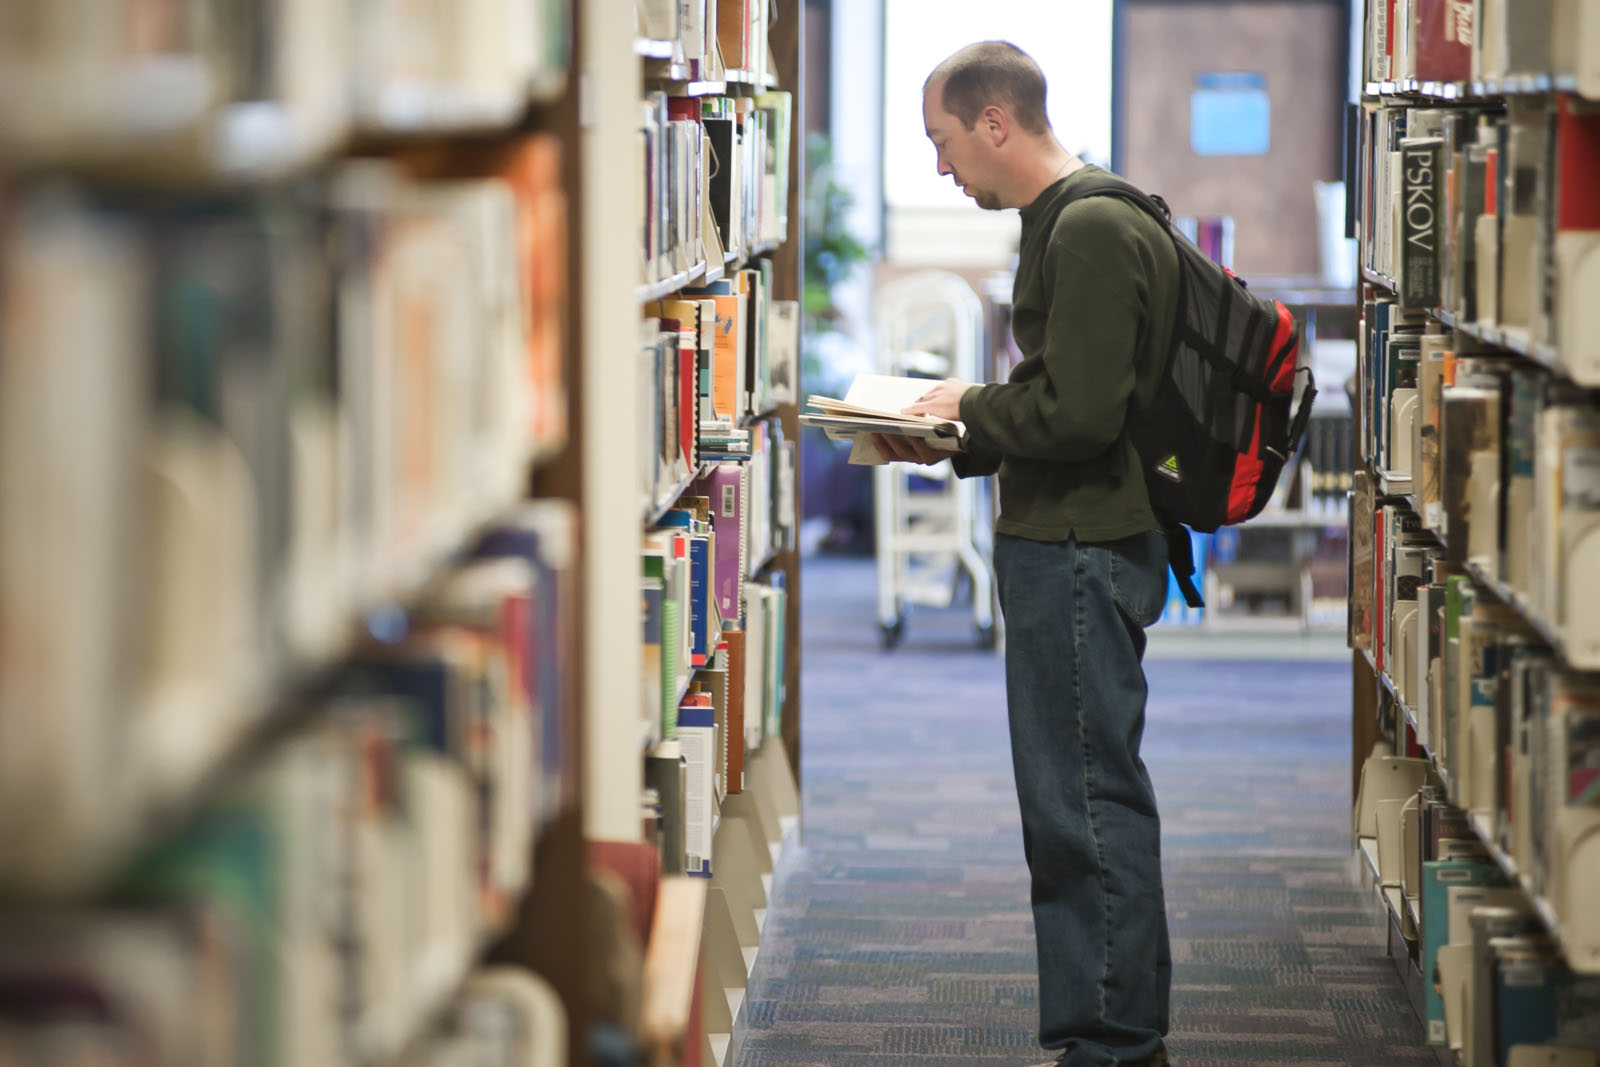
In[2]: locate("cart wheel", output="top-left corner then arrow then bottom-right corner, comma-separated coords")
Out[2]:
879,615 -> 906,650
976,621 -> 998,651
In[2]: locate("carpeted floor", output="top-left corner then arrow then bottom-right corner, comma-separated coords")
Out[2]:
738,555 -> 1435,1067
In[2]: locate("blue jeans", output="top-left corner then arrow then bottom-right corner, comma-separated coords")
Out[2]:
993,530 -> 1171,1066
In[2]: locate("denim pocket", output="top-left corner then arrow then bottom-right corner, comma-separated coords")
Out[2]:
1108,527 -> 1168,628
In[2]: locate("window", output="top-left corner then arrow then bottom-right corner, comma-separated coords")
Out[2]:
882,0 -> 1113,210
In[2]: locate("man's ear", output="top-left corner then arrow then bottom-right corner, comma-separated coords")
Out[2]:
982,104 -> 1008,146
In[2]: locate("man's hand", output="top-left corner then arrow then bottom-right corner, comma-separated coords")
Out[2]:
901,378 -> 977,421
872,434 -> 948,465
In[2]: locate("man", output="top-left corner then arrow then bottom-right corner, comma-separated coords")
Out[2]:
874,41 -> 1177,1067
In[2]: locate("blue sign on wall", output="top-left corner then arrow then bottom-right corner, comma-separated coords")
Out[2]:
1190,71 -> 1270,156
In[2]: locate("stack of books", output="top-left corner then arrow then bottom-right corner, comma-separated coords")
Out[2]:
800,374 -> 968,465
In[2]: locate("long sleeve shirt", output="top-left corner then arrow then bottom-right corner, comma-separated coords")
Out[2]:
954,165 -> 1178,543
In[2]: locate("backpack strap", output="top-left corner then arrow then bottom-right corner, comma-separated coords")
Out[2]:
1065,176 -> 1209,610
1060,173 -> 1175,226
1162,518 -> 1205,609
1053,173 -> 1190,393
1072,177 -> 1296,410
1287,367 -> 1318,455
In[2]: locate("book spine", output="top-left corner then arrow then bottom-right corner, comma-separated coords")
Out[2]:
1401,137 -> 1444,307
678,702 -> 716,875
1415,0 -> 1475,81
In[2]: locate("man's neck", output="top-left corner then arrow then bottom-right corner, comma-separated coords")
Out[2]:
1008,145 -> 1085,210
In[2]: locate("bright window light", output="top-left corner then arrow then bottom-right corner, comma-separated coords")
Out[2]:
882,0 -> 1113,209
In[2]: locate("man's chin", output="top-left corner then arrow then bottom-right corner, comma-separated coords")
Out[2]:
958,185 -> 1003,211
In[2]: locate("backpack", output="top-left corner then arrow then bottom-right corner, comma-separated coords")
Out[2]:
1060,174 -> 1318,609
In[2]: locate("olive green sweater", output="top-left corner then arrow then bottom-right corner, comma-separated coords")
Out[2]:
954,165 -> 1178,543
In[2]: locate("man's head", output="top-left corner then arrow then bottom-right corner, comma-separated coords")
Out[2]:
923,41 -> 1055,211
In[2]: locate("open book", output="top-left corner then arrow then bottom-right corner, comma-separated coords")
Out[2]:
799,374 -> 967,465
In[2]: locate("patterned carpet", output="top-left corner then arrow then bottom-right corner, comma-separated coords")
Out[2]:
739,556 -> 1435,1067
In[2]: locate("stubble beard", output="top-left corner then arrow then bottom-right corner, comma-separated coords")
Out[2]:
955,174 -> 1002,211
959,182 -> 1002,211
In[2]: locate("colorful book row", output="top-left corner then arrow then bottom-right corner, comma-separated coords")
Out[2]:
0,0 -> 572,176
1353,296 -> 1600,668
0,138 -> 568,894
1352,481 -> 1600,975
1363,0 -> 1600,94
636,0 -> 775,85
0,503 -> 576,1066
1355,96 -> 1600,384
640,89 -> 791,287
641,264 -> 799,517
1356,753 -> 1600,1060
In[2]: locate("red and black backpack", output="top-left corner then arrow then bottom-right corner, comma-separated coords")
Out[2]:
1062,174 -> 1317,608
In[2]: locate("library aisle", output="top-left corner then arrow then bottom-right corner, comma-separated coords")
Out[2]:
739,556 -> 1436,1067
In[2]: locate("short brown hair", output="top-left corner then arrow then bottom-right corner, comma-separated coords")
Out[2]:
926,41 -> 1050,136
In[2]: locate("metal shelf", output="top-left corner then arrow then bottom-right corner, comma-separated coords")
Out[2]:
1459,560 -> 1600,672
1364,73 -> 1589,101
640,241 -> 783,304
1360,267 -> 1398,294
1368,300 -> 1587,387
1463,811 -> 1578,972
644,57 -> 760,97
646,463 -> 713,528
1428,310 -> 1566,377
637,258 -> 709,304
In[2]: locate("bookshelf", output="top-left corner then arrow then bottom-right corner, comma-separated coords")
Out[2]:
1347,1 -> 1600,1062
0,1 -> 802,1065
0,3 -> 587,1065
601,1 -> 807,1065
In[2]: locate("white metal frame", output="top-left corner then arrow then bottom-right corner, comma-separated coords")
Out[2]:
871,271 -> 995,648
